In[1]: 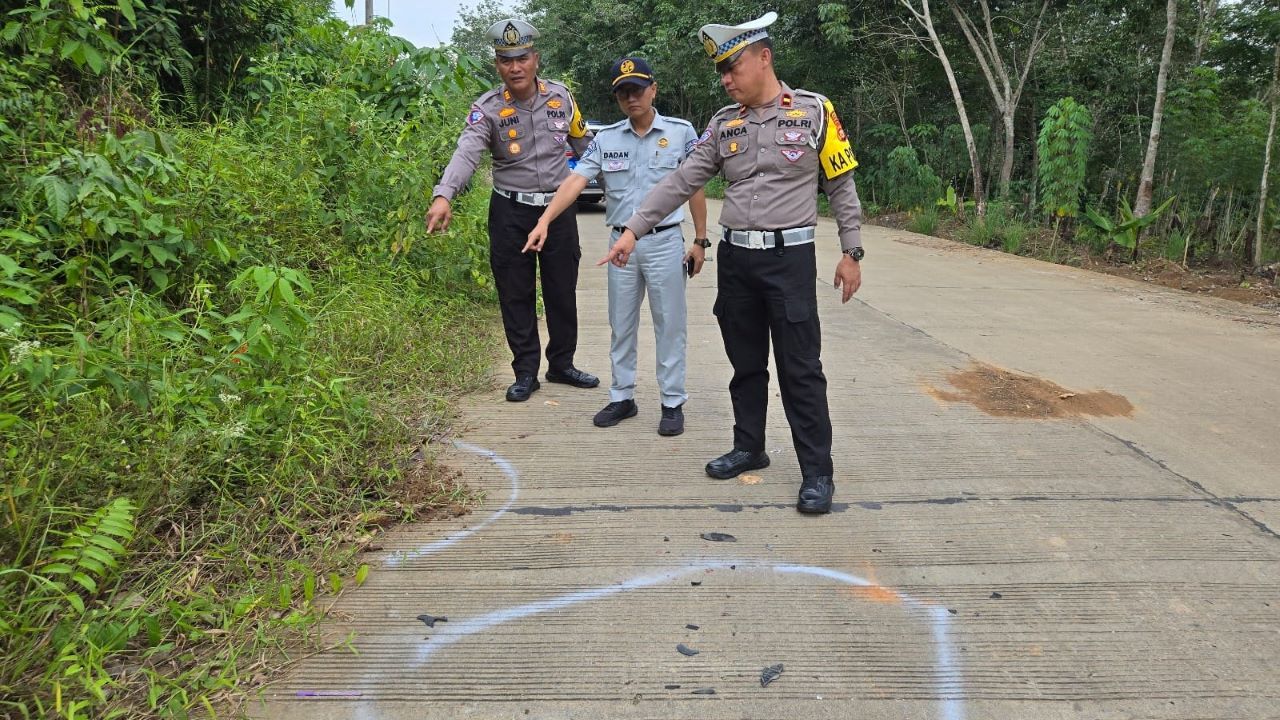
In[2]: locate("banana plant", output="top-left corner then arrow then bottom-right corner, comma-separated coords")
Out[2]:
1084,196 -> 1176,260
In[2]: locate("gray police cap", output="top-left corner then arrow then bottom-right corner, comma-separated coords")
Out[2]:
488,18 -> 539,57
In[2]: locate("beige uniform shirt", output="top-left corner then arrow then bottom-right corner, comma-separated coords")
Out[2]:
623,84 -> 862,251
433,78 -> 592,201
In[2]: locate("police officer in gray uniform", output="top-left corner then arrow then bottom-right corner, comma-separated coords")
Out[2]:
426,18 -> 599,402
603,12 -> 864,514
526,57 -> 708,436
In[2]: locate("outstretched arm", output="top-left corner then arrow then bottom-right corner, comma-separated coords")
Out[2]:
525,174 -> 591,253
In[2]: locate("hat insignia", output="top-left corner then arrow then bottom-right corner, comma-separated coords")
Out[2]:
702,34 -> 718,57
620,59 -> 635,74
502,22 -> 520,46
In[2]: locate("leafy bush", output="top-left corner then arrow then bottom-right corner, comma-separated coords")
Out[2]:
1,8 -> 499,718
1037,97 -> 1092,221
882,146 -> 943,211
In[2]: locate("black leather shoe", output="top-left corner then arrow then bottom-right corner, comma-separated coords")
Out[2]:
505,376 -> 540,402
593,399 -> 638,427
705,449 -> 770,479
658,404 -> 684,436
545,367 -> 599,388
797,475 -> 834,514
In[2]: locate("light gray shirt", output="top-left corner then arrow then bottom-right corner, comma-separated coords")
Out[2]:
433,78 -> 593,200
623,83 -> 863,250
571,110 -> 700,228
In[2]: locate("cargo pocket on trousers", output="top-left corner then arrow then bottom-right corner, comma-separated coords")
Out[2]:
783,295 -> 820,358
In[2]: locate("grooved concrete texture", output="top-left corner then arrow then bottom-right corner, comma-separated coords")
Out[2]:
251,200 -> 1280,720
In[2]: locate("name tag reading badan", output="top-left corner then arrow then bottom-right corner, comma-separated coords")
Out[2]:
820,99 -> 858,180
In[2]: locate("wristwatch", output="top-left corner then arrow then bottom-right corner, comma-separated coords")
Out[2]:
842,246 -> 865,261
693,237 -> 712,248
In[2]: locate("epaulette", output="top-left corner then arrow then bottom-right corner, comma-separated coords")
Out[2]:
664,116 -> 696,129
712,102 -> 742,119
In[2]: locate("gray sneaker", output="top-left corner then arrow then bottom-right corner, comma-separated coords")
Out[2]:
658,404 -> 684,436
593,399 -> 638,427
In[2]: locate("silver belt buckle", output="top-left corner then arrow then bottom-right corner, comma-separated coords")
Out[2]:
747,230 -> 766,249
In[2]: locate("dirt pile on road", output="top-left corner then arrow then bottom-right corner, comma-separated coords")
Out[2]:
928,363 -> 1134,419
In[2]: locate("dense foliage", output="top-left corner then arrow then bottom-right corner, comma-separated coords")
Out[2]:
457,0 -> 1280,268
1,2 -> 497,717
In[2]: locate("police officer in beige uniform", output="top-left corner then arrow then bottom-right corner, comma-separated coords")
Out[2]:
427,18 -> 598,402
603,12 -> 864,514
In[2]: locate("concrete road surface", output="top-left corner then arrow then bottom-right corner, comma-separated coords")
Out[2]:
251,199 -> 1280,719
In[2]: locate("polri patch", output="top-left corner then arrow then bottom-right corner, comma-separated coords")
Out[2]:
695,128 -> 713,146
467,107 -> 485,125
781,148 -> 806,163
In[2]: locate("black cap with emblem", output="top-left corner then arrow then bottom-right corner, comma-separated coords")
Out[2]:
610,56 -> 655,92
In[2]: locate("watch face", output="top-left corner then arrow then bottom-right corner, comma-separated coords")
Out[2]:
847,247 -> 864,260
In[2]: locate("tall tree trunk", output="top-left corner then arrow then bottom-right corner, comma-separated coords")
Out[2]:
1133,0 -> 1179,260
364,0 -> 375,25
1193,0 -> 1218,67
1256,42 -> 1280,269
947,0 -> 1050,198
902,0 -> 987,215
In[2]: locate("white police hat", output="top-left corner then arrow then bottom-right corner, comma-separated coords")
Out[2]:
487,18 -> 539,57
699,11 -> 777,69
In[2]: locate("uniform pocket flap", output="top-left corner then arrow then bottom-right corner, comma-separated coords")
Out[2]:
650,152 -> 680,169
719,138 -> 749,156
784,295 -> 816,323
776,130 -> 810,145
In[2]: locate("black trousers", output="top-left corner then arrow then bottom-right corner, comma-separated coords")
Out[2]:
713,241 -> 834,478
487,190 -> 582,378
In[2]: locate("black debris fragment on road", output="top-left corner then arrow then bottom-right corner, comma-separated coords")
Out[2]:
676,643 -> 700,656
691,688 -> 716,695
990,591 -> 1003,599
685,624 -> 700,630
760,663 -> 784,687
700,532 -> 736,542
416,614 -> 447,628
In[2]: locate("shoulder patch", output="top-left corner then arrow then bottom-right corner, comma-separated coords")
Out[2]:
466,106 -> 485,126
567,93 -> 587,139
582,139 -> 598,160
694,128 -> 713,146
819,98 -> 858,181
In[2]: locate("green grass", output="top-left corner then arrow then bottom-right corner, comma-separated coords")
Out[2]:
0,31 -> 501,718
906,207 -> 940,235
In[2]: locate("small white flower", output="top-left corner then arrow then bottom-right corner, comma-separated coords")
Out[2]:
221,421 -> 248,440
8,340 -> 40,363
218,392 -> 242,405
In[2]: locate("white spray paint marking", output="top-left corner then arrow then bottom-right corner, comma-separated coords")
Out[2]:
416,564 -> 720,663
384,440 -> 519,567
346,444 -> 965,720
774,564 -> 965,720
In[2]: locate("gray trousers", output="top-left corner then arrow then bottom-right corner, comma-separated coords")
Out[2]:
606,226 -> 688,407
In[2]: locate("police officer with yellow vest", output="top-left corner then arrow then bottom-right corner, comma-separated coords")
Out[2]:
602,12 -> 864,514
427,18 -> 599,402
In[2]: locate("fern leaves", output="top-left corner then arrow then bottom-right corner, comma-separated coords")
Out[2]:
40,497 -> 137,611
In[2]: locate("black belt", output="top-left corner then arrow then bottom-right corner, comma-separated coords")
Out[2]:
613,223 -> 680,236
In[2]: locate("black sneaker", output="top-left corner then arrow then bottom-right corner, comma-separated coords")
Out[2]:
593,399 -> 638,427
658,404 -> 684,436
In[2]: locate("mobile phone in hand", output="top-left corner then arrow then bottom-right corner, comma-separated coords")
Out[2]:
685,256 -> 695,278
